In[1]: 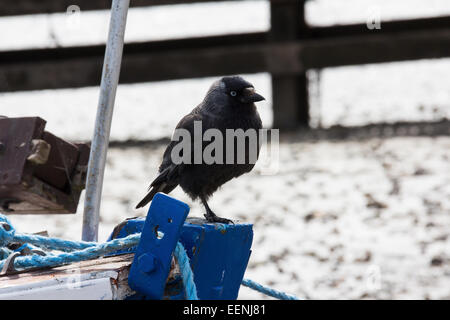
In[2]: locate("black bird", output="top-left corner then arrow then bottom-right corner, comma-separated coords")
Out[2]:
135,76 -> 265,223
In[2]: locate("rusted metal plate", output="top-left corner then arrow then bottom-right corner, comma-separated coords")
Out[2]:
0,117 -> 89,214
0,117 -> 46,185
34,132 -> 79,190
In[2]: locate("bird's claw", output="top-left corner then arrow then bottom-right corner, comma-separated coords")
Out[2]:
204,213 -> 234,225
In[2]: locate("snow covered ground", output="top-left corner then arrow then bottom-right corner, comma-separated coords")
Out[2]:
5,136 -> 450,299
1,0 -> 450,299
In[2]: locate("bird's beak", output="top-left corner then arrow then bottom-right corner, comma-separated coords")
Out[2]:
240,87 -> 265,103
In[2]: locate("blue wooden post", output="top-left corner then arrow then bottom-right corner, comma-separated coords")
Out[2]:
177,220 -> 253,300
128,193 -> 189,299
109,194 -> 254,300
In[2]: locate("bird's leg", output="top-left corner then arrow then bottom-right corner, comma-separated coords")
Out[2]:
200,195 -> 233,224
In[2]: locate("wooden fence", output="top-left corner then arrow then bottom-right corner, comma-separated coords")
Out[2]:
1,0 -> 449,129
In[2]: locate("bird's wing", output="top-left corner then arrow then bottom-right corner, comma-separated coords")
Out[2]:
136,111 -> 203,208
158,111 -> 204,171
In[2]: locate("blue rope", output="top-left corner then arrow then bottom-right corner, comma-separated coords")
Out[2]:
0,233 -> 141,271
241,278 -> 299,300
11,233 -> 98,252
0,214 -> 198,300
0,215 -> 96,252
0,215 -> 15,246
174,242 -> 198,300
1,213 -> 298,300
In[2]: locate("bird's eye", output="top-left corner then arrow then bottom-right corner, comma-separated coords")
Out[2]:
230,91 -> 237,97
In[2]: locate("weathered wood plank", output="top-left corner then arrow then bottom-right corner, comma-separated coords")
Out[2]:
0,254 -> 135,300
0,253 -> 182,300
0,253 -> 133,288
0,117 -> 89,214
308,15 -> 450,39
0,32 -> 268,92
302,29 -> 450,69
1,22 -> 449,93
0,0 -> 306,17
0,0 -> 231,17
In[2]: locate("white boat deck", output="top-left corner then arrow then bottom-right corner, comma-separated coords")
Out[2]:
0,254 -> 135,300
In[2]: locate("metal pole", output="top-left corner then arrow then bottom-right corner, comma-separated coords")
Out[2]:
82,0 -> 130,241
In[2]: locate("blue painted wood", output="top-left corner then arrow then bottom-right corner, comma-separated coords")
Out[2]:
179,221 -> 253,300
106,217 -> 145,256
128,193 -> 189,299
109,196 -> 253,300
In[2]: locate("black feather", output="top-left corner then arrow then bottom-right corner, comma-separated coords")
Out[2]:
135,76 -> 264,223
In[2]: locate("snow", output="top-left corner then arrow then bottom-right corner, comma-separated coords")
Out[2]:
5,137 -> 450,299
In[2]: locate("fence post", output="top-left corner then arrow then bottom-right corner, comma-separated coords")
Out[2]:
270,0 -> 309,130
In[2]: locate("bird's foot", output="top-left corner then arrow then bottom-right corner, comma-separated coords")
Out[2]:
204,212 -> 234,224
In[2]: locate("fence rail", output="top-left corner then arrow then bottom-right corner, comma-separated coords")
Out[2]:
1,0 -> 449,129
0,0 -> 225,16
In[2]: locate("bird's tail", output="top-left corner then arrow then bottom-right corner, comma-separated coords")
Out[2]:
135,184 -> 165,209
135,166 -> 179,209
